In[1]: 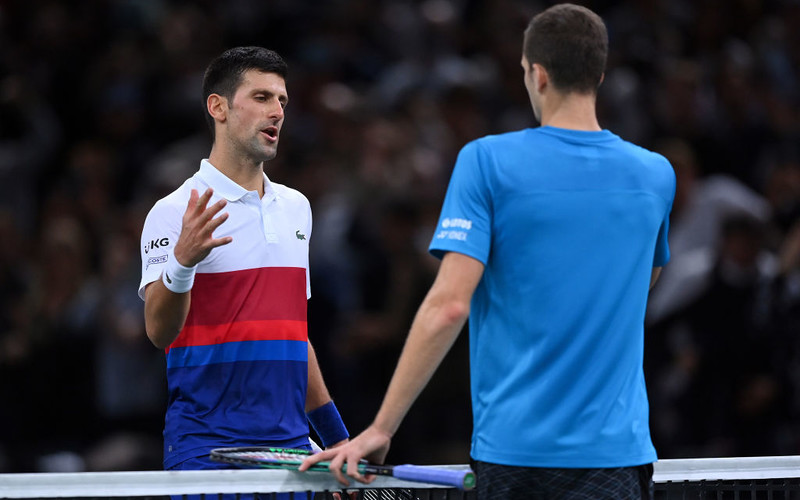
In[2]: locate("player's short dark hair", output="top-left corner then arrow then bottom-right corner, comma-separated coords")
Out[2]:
523,3 -> 608,94
201,46 -> 288,139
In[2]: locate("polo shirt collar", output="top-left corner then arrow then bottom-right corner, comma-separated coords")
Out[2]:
197,159 -> 276,202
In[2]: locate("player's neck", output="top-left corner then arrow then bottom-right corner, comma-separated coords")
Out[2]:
208,147 -> 265,197
539,92 -> 601,132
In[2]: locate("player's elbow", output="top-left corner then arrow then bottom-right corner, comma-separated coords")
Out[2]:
437,299 -> 470,329
144,305 -> 182,349
143,282 -> 187,349
145,322 -> 173,350
650,267 -> 663,290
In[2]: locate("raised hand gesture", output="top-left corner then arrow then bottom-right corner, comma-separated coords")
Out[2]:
173,188 -> 233,267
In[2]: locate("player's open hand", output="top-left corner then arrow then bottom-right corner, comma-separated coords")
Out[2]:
174,188 -> 232,267
299,426 -> 392,486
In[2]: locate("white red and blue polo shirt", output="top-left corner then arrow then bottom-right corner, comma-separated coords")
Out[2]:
139,159 -> 312,469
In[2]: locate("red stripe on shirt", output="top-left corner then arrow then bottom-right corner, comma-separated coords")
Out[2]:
185,267 -> 307,326
169,319 -> 308,349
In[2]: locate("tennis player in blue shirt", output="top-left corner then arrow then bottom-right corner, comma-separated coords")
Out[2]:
302,4 -> 675,499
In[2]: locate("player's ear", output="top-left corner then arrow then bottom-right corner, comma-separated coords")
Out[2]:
207,93 -> 228,124
532,63 -> 548,92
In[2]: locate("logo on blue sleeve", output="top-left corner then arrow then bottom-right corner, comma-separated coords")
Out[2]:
436,218 -> 472,241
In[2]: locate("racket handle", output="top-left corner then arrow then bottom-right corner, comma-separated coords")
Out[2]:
392,465 -> 476,490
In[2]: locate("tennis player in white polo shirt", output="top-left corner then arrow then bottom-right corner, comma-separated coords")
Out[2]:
139,47 -> 349,478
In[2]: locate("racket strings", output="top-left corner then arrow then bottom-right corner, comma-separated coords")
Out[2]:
361,489 -> 418,500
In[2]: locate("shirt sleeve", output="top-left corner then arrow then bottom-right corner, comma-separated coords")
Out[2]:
653,210 -> 671,267
653,158 -> 676,267
139,200 -> 183,300
429,140 -> 492,264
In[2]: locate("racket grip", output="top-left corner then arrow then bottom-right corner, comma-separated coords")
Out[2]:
392,465 -> 476,490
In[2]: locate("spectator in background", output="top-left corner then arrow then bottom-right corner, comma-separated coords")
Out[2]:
0,73 -> 61,234
1,216 -> 103,471
647,214 -> 787,457
646,138 -> 772,325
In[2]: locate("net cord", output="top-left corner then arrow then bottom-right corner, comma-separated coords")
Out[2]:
0,466 -> 462,498
652,455 -> 800,482
1,457 -> 799,498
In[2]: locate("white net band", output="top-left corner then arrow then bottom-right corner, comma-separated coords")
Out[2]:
2,457 -> 800,498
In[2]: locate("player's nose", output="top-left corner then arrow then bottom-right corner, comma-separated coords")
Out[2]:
268,98 -> 285,121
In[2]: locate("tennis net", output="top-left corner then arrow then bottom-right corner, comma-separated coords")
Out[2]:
1,456 -> 799,499
653,455 -> 800,499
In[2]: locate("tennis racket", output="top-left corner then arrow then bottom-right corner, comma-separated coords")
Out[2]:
209,447 -> 476,490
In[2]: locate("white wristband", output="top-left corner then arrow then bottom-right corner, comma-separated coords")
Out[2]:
162,249 -> 197,293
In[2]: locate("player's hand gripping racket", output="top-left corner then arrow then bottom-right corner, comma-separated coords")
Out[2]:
210,447 -> 476,490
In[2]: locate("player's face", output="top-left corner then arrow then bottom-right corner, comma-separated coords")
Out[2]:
225,70 -> 288,163
521,55 -> 542,123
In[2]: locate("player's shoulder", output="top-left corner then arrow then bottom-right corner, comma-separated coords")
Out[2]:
456,130 -> 532,166
618,139 -> 674,176
469,129 -> 531,150
612,138 -> 676,197
147,177 -> 201,217
271,180 -> 310,208
618,137 -> 669,163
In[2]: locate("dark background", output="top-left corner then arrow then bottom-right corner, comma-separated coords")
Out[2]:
0,0 -> 798,472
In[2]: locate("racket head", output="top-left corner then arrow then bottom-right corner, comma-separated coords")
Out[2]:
210,447 -> 330,471
210,447 -> 475,490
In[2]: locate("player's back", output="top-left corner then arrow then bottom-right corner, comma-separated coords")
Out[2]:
485,126 -> 674,306
465,126 -> 675,467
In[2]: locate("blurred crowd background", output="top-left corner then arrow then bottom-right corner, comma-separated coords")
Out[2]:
0,0 -> 798,473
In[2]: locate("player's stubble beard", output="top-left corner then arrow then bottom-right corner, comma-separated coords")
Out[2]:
235,128 -> 280,166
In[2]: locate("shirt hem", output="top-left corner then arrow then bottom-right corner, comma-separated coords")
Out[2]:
470,448 -> 657,469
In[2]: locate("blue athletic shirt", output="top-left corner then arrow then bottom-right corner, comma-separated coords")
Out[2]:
429,126 -> 675,468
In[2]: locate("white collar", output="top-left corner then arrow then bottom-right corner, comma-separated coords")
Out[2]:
197,159 -> 276,202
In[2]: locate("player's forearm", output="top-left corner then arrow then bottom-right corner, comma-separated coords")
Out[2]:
305,341 -> 350,447
372,293 -> 469,437
650,267 -> 662,290
144,279 -> 191,349
306,341 -> 333,412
